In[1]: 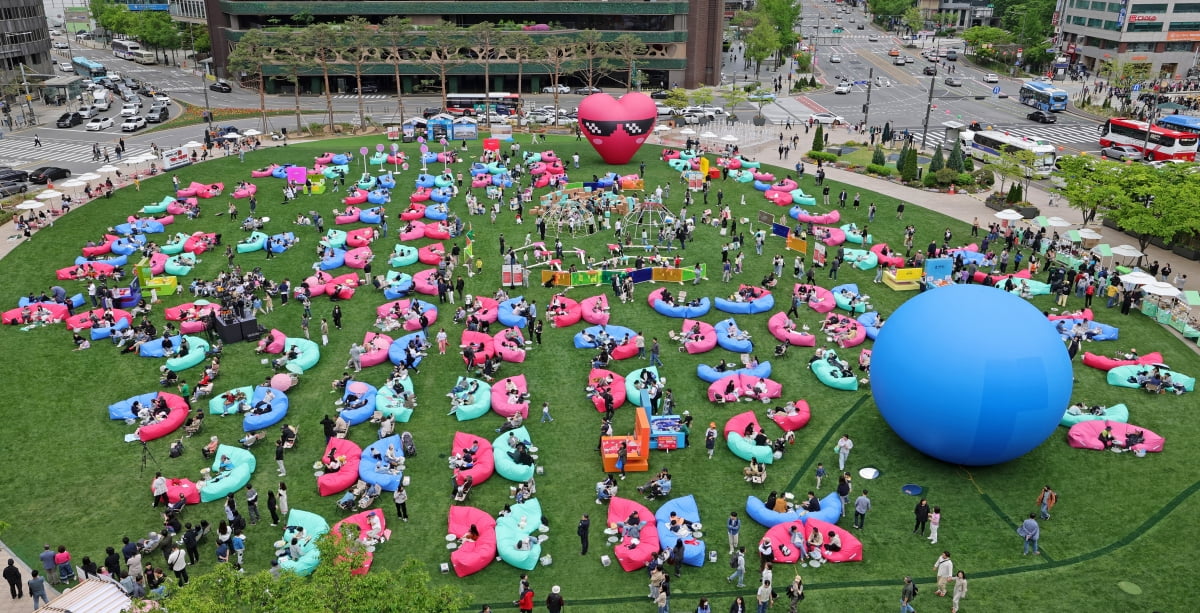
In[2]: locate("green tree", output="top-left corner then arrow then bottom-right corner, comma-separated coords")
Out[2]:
720,85 -> 749,119
468,22 -> 502,126
961,25 -> 1015,50
610,34 -> 648,92
663,87 -> 690,113
272,29 -> 315,133
501,31 -> 538,99
871,145 -> 886,166
302,23 -> 341,128
811,124 -> 824,152
881,122 -> 892,145
343,16 -> 377,132
745,21 -> 779,76
899,144 -> 919,181
1056,155 -> 1128,225
947,139 -> 965,172
573,29 -> 614,92
382,16 -> 414,119
1106,164 -> 1200,253
135,11 -> 179,63
540,37 -> 577,114
929,143 -> 945,173
755,0 -> 802,59
691,86 -> 715,107
903,7 -> 924,35
226,29 -> 271,132
1006,182 -> 1024,203
418,21 -> 466,112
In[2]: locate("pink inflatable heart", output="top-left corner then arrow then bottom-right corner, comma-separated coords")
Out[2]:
577,93 -> 657,165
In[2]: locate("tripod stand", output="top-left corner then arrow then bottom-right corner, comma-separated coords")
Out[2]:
139,440 -> 159,474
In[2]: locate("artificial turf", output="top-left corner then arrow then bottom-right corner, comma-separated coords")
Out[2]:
0,134 -> 1196,612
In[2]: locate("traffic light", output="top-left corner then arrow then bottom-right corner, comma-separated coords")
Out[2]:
862,104 -> 869,114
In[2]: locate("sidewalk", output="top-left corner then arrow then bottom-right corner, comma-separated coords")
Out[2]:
0,540 -> 61,611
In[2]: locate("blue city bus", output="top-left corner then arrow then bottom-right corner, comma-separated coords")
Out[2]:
1018,81 -> 1069,112
1155,114 -> 1200,134
71,56 -> 108,82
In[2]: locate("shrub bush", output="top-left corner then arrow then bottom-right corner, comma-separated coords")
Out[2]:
807,151 -> 838,163
934,167 -> 959,186
923,173 -> 940,187
866,164 -> 897,176
956,172 -> 975,187
972,169 -> 994,186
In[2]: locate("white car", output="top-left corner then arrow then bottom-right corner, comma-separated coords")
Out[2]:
119,103 -> 140,117
655,103 -> 676,116
53,41 -> 69,49
982,73 -> 999,83
153,93 -> 170,104
834,82 -> 852,94
829,54 -> 843,63
809,112 -> 845,125
58,62 -> 73,72
541,85 -> 570,94
86,117 -> 114,131
121,116 -> 146,132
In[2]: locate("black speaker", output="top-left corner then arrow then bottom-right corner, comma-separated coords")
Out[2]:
214,317 -> 243,344
240,318 -> 260,337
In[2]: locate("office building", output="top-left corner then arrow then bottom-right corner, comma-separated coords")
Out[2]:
1058,0 -> 1200,78
1,0 -> 53,75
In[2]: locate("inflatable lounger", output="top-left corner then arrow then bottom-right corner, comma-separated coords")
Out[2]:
655,495 -> 706,567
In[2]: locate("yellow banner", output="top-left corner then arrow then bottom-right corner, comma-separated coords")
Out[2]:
894,267 -> 923,282
786,236 -> 807,253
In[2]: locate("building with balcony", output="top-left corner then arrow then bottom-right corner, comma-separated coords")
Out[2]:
1058,0 -> 1200,78
917,0 -> 997,29
0,0 -> 53,76
201,0 -> 724,93
168,0 -> 208,24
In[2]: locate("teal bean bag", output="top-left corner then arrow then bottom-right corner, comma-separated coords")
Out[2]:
199,445 -> 256,502
843,248 -> 878,271
994,278 -> 1052,297
278,509 -> 330,577
811,351 -> 859,391
625,367 -> 660,408
1060,403 -> 1129,427
840,224 -> 872,245
236,232 -> 268,253
1108,365 -> 1195,392
282,337 -> 321,372
727,432 -> 774,464
208,386 -> 254,415
165,336 -> 209,372
832,284 -> 868,313
322,229 -> 348,250
161,232 -> 189,255
495,498 -> 543,571
140,199 -> 170,215
165,254 -> 195,276
377,378 -> 415,423
450,376 -> 492,421
493,426 -> 536,483
390,245 -> 419,267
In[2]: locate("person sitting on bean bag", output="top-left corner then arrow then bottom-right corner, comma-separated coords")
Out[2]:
508,443 -> 535,466
824,531 -> 842,554
744,458 -> 765,482
799,491 -> 821,513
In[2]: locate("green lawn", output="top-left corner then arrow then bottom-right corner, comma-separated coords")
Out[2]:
0,133 -> 1196,612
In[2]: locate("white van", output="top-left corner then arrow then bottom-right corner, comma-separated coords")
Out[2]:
92,89 -> 111,110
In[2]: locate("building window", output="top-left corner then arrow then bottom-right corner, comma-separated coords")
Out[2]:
1127,41 -> 1157,50
1169,20 -> 1200,30
1072,15 -> 1087,24
1126,21 -> 1164,31
1103,19 -> 1122,29
1165,41 -> 1195,50
1174,2 -> 1200,11
1107,2 -> 1123,11
1090,1 -> 1107,9
1087,17 -> 1104,27
1129,3 -> 1167,12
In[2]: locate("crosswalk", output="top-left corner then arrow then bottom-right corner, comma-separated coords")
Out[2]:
0,137 -> 149,169
903,123 -> 1101,149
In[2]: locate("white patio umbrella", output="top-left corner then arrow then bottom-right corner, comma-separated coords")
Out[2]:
221,133 -> 241,140
58,180 -> 87,190
76,173 -> 102,182
1120,270 -> 1157,285
1078,228 -> 1103,240
994,209 -> 1024,221
1142,281 -> 1182,297
653,125 -> 672,132
182,141 -> 204,149
700,131 -> 718,139
16,200 -> 43,210
1044,216 -> 1071,227
1112,244 -> 1144,258
95,165 -> 119,174
721,135 -> 739,142
36,190 -> 63,200
679,128 -> 697,135
242,129 -> 262,136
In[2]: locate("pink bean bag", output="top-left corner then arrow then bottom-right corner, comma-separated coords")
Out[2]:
409,190 -> 431,204
184,232 -> 218,254
723,157 -> 743,169
232,183 -> 257,199
1082,351 -> 1163,371
795,284 -> 835,314
65,308 -> 133,330
361,332 -> 393,368
315,153 -> 334,165
768,312 -> 816,347
324,273 -> 360,300
81,236 -> 115,257
400,221 -> 427,241
534,174 -> 551,188
412,269 -> 438,295
493,327 -> 528,363
136,392 -> 190,442
164,302 -> 214,322
580,294 -> 611,325
813,226 -> 846,247
57,262 -> 116,280
723,411 -> 764,440
608,497 -> 661,572
662,149 -> 681,160
972,268 -> 1031,283
147,252 -> 168,276
709,375 -> 782,403
195,183 -> 223,199
345,247 -> 374,270
3,303 -> 69,325
1048,308 -> 1095,321
823,313 -> 867,348
448,506 -> 497,577
770,400 -> 812,432
336,204 -> 364,220
611,337 -> 639,361
418,243 -> 446,265
549,297 -> 582,328
176,182 -> 201,198
345,227 -> 378,249
771,179 -> 799,192
452,432 -> 495,487
402,203 -> 428,221
1068,421 -> 1164,453
764,190 -> 792,206
471,297 -> 500,323
869,243 -> 905,267
460,330 -> 496,365
161,477 -> 201,506
753,172 -> 776,182
424,223 -> 451,240
179,319 -> 208,334
250,164 -> 278,178
256,328 -> 287,354
471,176 -> 491,188
588,368 -> 626,412
166,199 -> 197,215
301,271 -> 334,297
317,438 -> 364,496
795,209 -> 840,225
681,319 -> 717,354
331,509 -> 388,575
763,518 -> 862,564
490,375 -> 530,419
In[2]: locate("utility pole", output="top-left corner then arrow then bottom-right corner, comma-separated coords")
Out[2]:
863,67 -> 873,127
920,73 -> 935,150
18,64 -> 36,126
1142,97 -> 1158,160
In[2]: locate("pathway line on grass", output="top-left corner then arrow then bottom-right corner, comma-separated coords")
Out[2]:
784,394 -> 870,493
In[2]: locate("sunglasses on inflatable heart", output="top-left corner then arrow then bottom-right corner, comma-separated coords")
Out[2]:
580,117 -> 656,138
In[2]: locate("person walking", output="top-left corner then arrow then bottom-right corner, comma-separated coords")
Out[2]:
27,571 -> 47,610
275,439 -> 287,477
951,570 -> 968,613
913,498 -> 931,536
1037,485 -> 1058,520
756,579 -> 773,613
853,490 -> 871,529
899,576 -> 916,613
727,546 -> 746,587
577,514 -> 590,555
705,423 -> 718,459
545,586 -> 565,613
650,338 -> 663,368
1018,513 -> 1040,555
727,511 -> 741,554
245,484 -> 260,525
33,134 -> 42,147
167,545 -> 188,587
933,551 -> 953,596
929,506 -> 942,544
835,434 -> 853,471
786,575 -> 804,613
393,485 -> 409,522
3,559 -> 22,599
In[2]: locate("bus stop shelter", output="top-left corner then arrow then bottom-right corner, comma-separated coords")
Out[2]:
40,75 -> 87,106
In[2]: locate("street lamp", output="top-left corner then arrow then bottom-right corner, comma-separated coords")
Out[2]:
18,64 -> 37,126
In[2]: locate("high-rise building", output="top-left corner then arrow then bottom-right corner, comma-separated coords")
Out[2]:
1058,0 -> 1200,78
1,0 -> 53,75
202,0 -> 724,92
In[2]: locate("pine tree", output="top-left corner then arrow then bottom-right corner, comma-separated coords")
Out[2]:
871,145 -> 886,166
881,122 -> 892,145
947,139 -> 965,172
929,143 -> 945,173
903,146 -> 919,181
1006,183 -> 1024,203
811,124 -> 824,152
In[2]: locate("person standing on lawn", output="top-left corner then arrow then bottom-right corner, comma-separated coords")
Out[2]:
1037,486 -> 1058,520
853,490 -> 871,529
1018,513 -> 1040,555
933,551 -> 953,596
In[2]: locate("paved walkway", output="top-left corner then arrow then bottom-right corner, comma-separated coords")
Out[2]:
0,540 -> 60,612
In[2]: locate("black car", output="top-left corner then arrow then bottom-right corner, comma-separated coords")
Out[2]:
209,81 -> 233,93
856,23 -> 865,30
55,112 -> 83,128
0,181 -> 27,197
649,90 -> 671,99
0,169 -> 30,183
922,65 -> 937,76
422,107 -> 444,119
353,84 -> 379,94
1027,110 -> 1057,124
28,167 -> 71,184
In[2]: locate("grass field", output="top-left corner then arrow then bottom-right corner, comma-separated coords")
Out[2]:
0,134 -> 1196,612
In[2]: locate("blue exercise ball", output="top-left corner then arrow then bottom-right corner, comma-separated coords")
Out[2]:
871,284 -> 1073,466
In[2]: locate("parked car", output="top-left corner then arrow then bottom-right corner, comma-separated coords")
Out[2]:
0,181 -> 27,197
29,167 -> 71,184
982,73 -> 1000,83
944,77 -> 963,87
85,117 -> 115,131
0,170 -> 29,184
209,81 -> 233,93
649,90 -> 671,99
923,66 -> 937,76
352,84 -> 379,94
55,112 -> 83,128
121,116 -> 147,132
1027,110 -> 1056,124
541,85 -> 570,94
655,103 -> 676,116
1101,145 -> 1143,161
53,41 -> 69,49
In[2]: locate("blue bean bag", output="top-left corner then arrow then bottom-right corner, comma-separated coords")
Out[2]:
321,229 -> 347,249
492,174 -> 514,188
376,378 -> 415,422
165,336 -> 210,372
340,382 -> 379,425
655,494 -> 706,567
714,292 -> 774,315
390,245 -> 419,268
271,165 -> 292,179
378,174 -> 397,190
425,203 -> 449,220
331,154 -> 351,165
574,324 -> 637,349
359,207 -> 384,224
366,190 -> 388,205
1052,318 -> 1119,341
91,317 -> 130,340
208,386 -> 254,416
388,331 -> 427,367
414,173 -> 436,189
282,337 -> 321,372
269,232 -> 296,253
495,498 -> 542,571
236,232 -> 268,253
450,376 -> 491,421
1060,403 -> 1129,427
653,297 -> 711,318
383,272 -> 414,299
319,248 -> 346,271
744,492 -> 842,528
277,509 -> 330,576
857,312 -> 883,340
715,319 -> 754,353
1108,365 -> 1195,391
199,445 -> 256,503
697,361 -> 772,383
493,426 -> 536,483
359,435 -> 404,491
243,386 -> 289,432
115,219 -> 165,235
75,253 -> 129,268
140,334 -> 183,358
498,297 -> 530,328
108,391 -> 159,420
811,351 -> 859,391
111,236 -> 145,256
832,284 -> 868,313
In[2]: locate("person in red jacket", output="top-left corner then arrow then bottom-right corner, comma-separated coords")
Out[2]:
516,586 -> 535,613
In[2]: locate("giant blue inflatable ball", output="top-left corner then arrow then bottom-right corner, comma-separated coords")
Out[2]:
871,284 -> 1073,466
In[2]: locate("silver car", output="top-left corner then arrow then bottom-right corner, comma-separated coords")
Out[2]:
1101,145 -> 1144,161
